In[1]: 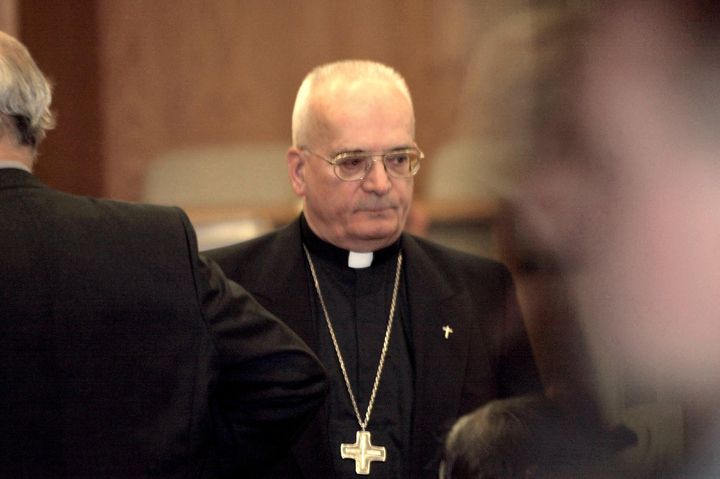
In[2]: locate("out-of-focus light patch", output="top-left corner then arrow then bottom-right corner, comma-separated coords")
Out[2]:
195,219 -> 272,251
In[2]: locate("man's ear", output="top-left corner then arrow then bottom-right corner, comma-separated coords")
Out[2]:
287,147 -> 306,196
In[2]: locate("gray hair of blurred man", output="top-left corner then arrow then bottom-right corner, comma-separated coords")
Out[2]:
291,60 -> 415,147
0,31 -> 55,157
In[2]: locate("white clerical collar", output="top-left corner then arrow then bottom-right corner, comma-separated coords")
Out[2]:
348,251 -> 373,269
0,160 -> 31,172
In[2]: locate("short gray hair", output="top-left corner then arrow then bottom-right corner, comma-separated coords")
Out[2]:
291,60 -> 414,146
0,31 -> 55,152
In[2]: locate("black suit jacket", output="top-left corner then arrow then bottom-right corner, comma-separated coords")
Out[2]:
0,170 -> 327,478
207,217 -> 542,478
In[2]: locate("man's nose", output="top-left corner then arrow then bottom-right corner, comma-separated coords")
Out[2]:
361,157 -> 392,193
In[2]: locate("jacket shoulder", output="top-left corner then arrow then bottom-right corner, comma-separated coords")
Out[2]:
205,220 -> 300,279
405,234 -> 510,277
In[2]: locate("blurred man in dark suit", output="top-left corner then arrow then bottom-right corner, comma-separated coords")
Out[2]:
0,30 -> 327,478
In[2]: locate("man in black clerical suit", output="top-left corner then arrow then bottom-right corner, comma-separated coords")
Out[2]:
207,60 -> 541,478
0,31 -> 327,478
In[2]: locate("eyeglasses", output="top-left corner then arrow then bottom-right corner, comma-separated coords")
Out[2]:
301,147 -> 423,181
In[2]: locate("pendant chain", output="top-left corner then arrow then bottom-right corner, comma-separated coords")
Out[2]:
303,244 -> 402,431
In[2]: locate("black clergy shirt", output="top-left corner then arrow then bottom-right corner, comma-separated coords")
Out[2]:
301,217 -> 414,478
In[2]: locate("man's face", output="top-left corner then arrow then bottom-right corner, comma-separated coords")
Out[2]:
289,78 -> 415,252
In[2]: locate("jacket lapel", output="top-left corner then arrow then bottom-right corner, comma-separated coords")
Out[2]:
243,220 -> 317,349
402,235 -> 471,476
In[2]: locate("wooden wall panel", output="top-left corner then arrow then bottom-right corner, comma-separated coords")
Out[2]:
16,1 -> 522,200
19,0 -> 104,197
97,0 -> 519,200
0,0 -> 18,36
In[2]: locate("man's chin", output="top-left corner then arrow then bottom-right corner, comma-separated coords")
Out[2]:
352,224 -> 401,244
345,212 -> 405,242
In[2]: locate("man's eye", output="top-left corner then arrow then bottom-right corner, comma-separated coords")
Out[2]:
385,153 -> 409,166
337,156 -> 367,170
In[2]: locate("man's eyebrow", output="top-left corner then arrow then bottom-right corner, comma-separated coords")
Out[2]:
336,145 -> 415,155
332,146 -> 415,156
335,149 -> 367,155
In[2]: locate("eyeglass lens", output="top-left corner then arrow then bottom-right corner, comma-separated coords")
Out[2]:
334,150 -> 420,180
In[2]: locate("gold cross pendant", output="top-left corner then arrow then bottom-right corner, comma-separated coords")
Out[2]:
340,430 -> 386,475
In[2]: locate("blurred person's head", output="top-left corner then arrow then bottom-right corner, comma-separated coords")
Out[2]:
441,395 -> 551,479
0,31 -> 55,165
287,60 -> 420,252
440,395 -> 605,479
519,0 -> 720,399
452,5 -> 591,203
578,1 -> 720,398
